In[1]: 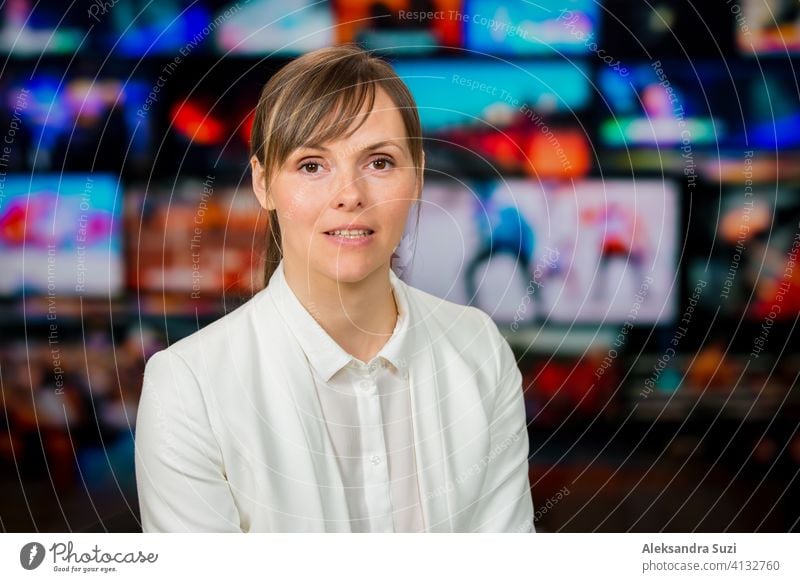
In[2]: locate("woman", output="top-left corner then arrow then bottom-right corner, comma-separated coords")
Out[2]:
134,44 -> 534,533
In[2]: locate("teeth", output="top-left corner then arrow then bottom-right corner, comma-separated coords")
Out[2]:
328,229 -> 372,238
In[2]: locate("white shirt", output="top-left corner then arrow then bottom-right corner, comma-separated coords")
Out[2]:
135,258 -> 534,532
274,261 -> 424,532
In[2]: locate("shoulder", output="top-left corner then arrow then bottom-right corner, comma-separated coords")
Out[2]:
403,281 -> 492,333
402,281 -> 507,373
146,288 -> 271,372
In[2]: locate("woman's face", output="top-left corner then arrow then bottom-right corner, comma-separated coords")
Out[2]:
251,87 -> 423,285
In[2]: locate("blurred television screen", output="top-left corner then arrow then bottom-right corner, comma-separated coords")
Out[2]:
0,68 -> 152,174
214,0 -> 334,55
0,0 -> 87,56
746,63 -> 800,149
394,59 -> 591,178
160,88 -> 256,177
687,183 -> 800,322
96,0 -> 215,57
405,178 -> 678,325
740,0 -> 800,55
598,61 -> 744,149
125,179 -> 264,299
463,0 -> 600,56
0,174 -> 123,296
332,0 -> 463,55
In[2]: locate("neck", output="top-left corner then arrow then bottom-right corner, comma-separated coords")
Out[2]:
283,260 -> 398,363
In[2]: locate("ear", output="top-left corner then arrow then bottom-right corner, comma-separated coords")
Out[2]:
250,155 -> 274,211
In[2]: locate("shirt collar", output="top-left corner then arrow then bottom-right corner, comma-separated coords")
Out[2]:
268,259 -> 411,383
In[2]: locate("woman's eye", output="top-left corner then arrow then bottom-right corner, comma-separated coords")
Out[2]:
300,162 -> 321,174
370,157 -> 394,170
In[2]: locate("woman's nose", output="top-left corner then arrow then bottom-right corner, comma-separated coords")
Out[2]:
330,166 -> 366,210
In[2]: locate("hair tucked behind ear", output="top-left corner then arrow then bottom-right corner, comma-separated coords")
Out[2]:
249,44 -> 424,288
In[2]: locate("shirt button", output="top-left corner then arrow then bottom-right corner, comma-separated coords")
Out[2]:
370,455 -> 381,465
359,379 -> 373,392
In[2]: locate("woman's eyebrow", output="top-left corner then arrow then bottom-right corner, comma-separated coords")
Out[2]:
298,140 -> 403,153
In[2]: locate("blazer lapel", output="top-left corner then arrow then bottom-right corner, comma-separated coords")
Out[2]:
254,285 -> 351,532
405,290 -> 454,532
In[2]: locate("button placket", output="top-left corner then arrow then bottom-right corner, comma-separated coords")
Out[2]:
353,364 -> 394,531
358,378 -> 375,394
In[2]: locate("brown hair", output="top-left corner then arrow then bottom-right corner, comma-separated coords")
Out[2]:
249,44 -> 424,287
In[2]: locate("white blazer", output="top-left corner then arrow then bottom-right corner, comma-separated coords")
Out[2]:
135,261 -> 535,532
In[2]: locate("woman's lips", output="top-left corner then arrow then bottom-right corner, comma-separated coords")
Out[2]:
323,229 -> 376,247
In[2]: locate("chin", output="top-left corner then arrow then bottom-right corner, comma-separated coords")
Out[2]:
325,256 -> 385,284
